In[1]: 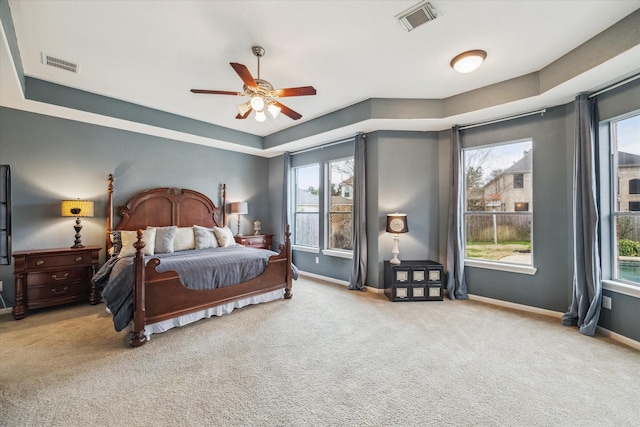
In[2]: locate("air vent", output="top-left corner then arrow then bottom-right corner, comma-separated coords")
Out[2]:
396,1 -> 438,32
41,53 -> 79,74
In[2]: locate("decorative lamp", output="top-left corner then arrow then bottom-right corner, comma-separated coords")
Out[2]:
386,213 -> 409,265
61,199 -> 94,248
230,201 -> 248,236
450,49 -> 487,73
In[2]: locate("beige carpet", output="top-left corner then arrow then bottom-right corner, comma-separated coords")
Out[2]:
1,276 -> 639,427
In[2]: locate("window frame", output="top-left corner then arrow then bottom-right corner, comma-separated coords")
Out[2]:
462,138 -> 537,275
291,164 -> 320,250
324,156 -> 354,255
603,112 -> 640,291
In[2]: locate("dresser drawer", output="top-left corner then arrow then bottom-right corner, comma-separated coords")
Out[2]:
26,252 -> 91,270
27,268 -> 91,286
27,282 -> 89,307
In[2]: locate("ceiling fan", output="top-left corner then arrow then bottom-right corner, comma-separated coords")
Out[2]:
190,46 -> 317,122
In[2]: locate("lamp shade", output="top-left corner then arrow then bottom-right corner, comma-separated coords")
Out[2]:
61,199 -> 94,217
386,213 -> 408,233
230,201 -> 248,215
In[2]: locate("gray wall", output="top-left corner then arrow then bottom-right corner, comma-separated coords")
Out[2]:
449,106 -> 573,312
0,107 -> 271,305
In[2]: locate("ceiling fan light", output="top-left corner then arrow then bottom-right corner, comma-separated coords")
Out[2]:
255,110 -> 267,122
450,49 -> 487,73
250,95 -> 265,111
268,103 -> 281,118
237,101 -> 251,116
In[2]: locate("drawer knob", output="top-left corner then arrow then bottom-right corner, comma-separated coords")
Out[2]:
52,273 -> 69,281
36,260 -> 45,266
75,256 -> 83,262
52,287 -> 68,295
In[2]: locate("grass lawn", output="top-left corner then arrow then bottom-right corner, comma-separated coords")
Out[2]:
466,241 -> 530,260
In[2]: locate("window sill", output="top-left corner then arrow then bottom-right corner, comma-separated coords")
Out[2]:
602,280 -> 640,299
292,245 -> 320,254
465,259 -> 537,275
321,249 -> 353,259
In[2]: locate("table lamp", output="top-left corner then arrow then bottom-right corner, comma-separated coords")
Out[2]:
386,213 -> 408,265
61,199 -> 94,248
230,201 -> 248,236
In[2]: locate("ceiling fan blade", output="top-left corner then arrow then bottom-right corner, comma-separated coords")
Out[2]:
274,101 -> 302,120
235,107 -> 253,120
191,89 -> 243,96
275,86 -> 317,97
230,62 -> 257,88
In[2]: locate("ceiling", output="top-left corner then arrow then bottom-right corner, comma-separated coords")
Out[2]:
1,1 -> 639,156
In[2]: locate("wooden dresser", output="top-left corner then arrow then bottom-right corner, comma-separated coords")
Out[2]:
234,234 -> 273,250
12,246 -> 101,319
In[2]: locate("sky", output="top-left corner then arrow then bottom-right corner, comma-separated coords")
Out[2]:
616,113 -> 640,155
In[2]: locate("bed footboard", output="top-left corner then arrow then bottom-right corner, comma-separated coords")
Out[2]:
129,226 -> 293,347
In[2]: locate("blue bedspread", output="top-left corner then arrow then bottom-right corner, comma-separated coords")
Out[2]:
92,246 -> 296,332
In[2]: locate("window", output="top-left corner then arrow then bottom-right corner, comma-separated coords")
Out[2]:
514,202 -> 529,212
328,158 -> 354,251
293,164 -> 319,247
610,113 -> 640,285
463,139 -> 533,266
513,173 -> 524,188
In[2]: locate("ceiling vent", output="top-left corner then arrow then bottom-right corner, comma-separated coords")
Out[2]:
395,1 -> 438,32
41,53 -> 79,74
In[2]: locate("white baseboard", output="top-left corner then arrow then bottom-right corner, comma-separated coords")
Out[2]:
468,293 -> 564,319
0,306 -> 12,315
468,293 -> 640,350
297,271 -> 383,293
596,326 -> 640,351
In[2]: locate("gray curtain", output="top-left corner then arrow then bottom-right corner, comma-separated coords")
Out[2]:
349,134 -> 367,291
281,152 -> 291,245
445,126 -> 468,299
562,94 -> 602,336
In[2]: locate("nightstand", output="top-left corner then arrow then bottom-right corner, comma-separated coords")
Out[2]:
234,234 -> 273,249
384,260 -> 444,302
12,246 -> 101,319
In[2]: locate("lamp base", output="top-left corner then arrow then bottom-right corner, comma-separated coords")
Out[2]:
71,218 -> 85,248
390,234 -> 401,264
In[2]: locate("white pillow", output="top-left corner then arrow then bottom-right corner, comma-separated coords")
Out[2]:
193,225 -> 219,249
173,226 -> 196,251
213,226 -> 236,247
148,225 -> 177,254
118,228 -> 156,258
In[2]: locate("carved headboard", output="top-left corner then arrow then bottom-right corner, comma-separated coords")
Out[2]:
105,174 -> 226,250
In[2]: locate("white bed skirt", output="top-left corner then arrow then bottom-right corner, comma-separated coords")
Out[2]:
117,289 -> 284,340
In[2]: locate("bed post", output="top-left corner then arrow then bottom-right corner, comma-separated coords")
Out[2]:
222,183 -> 226,227
284,224 -> 293,299
129,230 -> 147,347
106,174 -> 114,252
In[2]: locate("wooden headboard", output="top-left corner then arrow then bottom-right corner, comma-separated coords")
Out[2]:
105,174 -> 226,250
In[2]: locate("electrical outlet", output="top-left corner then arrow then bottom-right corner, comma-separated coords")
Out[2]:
315,257 -> 319,264
0,280 -> 3,293
602,295 -> 612,310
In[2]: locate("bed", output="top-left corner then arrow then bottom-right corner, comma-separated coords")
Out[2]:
94,174 -> 293,347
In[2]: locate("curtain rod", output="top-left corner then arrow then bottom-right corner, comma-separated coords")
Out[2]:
290,134 -> 362,156
588,73 -> 640,99
458,109 -> 546,131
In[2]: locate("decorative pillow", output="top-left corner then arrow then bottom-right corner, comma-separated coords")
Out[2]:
148,225 -> 177,254
173,226 -> 196,251
193,225 -> 219,250
109,230 -> 122,257
213,226 -> 236,248
118,228 -> 156,258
